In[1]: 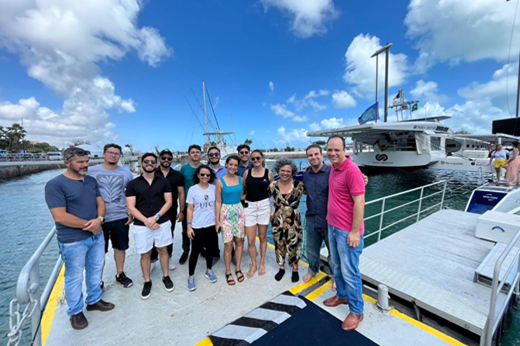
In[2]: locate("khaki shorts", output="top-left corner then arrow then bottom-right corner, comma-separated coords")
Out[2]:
244,198 -> 271,227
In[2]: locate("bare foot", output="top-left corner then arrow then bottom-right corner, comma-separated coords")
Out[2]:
246,264 -> 257,278
258,264 -> 266,276
332,280 -> 337,292
303,273 -> 313,283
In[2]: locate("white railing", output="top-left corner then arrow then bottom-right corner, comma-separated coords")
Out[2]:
364,180 -> 448,243
484,229 -> 520,346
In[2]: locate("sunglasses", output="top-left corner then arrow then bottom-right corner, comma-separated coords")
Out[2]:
199,173 -> 211,177
143,160 -> 157,164
161,157 -> 173,161
106,151 -> 121,156
67,150 -> 90,160
251,157 -> 262,161
208,153 -> 220,157
239,151 -> 249,155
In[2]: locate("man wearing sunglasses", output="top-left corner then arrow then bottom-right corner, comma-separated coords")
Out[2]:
151,149 -> 185,271
45,147 -> 114,330
179,144 -> 202,265
88,143 -> 134,289
126,153 -> 174,299
237,144 -> 253,177
207,146 -> 227,182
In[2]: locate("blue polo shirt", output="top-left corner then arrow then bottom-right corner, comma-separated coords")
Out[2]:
237,161 -> 253,177
210,164 -> 227,184
303,164 -> 330,229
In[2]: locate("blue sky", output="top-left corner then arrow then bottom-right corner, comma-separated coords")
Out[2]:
0,0 -> 519,151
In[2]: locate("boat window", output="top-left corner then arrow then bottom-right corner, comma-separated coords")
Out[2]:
445,139 -> 462,153
430,137 -> 441,151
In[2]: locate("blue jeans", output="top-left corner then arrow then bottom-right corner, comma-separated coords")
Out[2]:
328,225 -> 364,315
58,233 -> 105,316
305,218 -> 333,275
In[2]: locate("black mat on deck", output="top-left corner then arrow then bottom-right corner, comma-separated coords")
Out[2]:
251,296 -> 379,346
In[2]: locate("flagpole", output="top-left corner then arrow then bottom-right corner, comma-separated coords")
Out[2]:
375,55 -> 378,123
371,43 -> 392,123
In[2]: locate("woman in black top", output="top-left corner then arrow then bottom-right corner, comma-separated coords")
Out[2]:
241,150 -> 274,277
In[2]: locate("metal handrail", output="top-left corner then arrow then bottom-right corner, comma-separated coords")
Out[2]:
484,229 -> 520,346
8,227 -> 60,346
364,180 -> 447,244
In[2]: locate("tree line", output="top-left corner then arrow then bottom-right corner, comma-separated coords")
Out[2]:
0,123 -> 58,152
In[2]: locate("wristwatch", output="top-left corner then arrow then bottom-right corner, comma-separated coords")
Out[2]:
98,216 -> 104,223
154,213 -> 161,221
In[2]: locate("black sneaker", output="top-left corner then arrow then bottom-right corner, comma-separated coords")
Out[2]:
179,251 -> 189,265
141,281 -> 152,300
115,272 -> 133,288
163,276 -> 175,292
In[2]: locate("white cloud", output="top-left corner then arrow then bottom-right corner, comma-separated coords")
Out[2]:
273,126 -> 310,147
409,80 -> 448,103
260,0 -> 340,38
287,89 -> 329,112
332,90 -> 356,109
405,0 -> 519,67
249,130 -> 255,136
269,81 -> 275,92
270,104 -> 308,122
343,34 -> 409,96
0,0 -> 171,145
445,99 -> 508,134
309,122 -> 321,131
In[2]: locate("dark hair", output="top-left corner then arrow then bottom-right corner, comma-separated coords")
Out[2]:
159,149 -> 173,157
306,144 -> 322,154
327,135 -> 346,149
188,144 -> 202,153
250,149 -> 266,167
141,152 -> 157,163
237,144 -> 251,153
208,146 -> 220,153
274,157 -> 297,175
225,155 -> 240,165
103,143 -> 122,153
192,164 -> 215,184
63,147 -> 88,162
512,141 -> 519,148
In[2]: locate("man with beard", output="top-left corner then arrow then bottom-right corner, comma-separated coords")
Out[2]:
151,149 -> 185,270
207,146 -> 227,182
88,143 -> 134,288
237,144 -> 253,177
45,147 -> 114,330
179,144 -> 202,264
126,153 -> 174,299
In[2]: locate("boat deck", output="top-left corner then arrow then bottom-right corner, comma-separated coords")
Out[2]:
42,222 -> 462,346
360,209 -> 508,340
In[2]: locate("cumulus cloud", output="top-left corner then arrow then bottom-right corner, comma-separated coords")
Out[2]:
287,89 -> 329,112
270,104 -> 308,122
250,130 -> 255,135
405,0 -> 519,67
343,34 -> 409,96
273,126 -> 310,147
409,80 -> 448,104
260,0 -> 340,38
269,81 -> 275,92
0,0 -> 171,145
332,90 -> 356,109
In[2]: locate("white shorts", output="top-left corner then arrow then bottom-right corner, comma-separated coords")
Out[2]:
133,221 -> 173,254
244,198 -> 271,227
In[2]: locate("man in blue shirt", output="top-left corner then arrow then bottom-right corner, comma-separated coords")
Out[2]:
208,146 -> 227,182
45,147 -> 114,330
302,144 -> 334,283
237,144 -> 253,177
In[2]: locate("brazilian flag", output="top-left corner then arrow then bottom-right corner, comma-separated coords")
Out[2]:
411,104 -> 418,112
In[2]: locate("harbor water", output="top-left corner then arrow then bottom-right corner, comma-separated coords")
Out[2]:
1,162 -> 519,345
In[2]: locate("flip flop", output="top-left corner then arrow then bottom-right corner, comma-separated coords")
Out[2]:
236,270 -> 245,283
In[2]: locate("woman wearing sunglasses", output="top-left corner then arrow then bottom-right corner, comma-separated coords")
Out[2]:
215,155 -> 245,285
185,165 -> 218,291
242,150 -> 274,278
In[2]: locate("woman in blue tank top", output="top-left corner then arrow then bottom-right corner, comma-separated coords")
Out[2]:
215,155 -> 245,285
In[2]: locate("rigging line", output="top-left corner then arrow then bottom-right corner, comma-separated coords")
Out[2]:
185,96 -> 205,131
191,88 -> 217,132
205,87 -> 221,130
506,0 -> 520,117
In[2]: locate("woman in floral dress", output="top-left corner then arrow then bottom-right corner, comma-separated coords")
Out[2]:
268,158 -> 306,283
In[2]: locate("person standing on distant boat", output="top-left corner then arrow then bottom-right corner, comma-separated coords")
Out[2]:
242,150 -> 273,278
179,145 -> 202,264
506,141 -> 520,185
323,135 -> 366,332
268,158 -> 305,283
216,155 -> 246,285
88,143 -> 134,289
186,165 -> 219,291
126,153 -> 174,299
45,147 -> 114,330
488,143 -> 509,182
237,144 -> 253,177
151,149 -> 185,271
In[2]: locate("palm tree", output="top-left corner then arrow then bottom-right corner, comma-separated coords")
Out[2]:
7,124 -> 27,151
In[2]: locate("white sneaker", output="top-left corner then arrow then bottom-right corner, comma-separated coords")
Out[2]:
169,257 -> 177,271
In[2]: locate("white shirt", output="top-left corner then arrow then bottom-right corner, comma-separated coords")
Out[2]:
186,184 -> 216,228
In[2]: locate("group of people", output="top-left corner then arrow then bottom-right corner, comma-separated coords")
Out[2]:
488,141 -> 520,184
45,136 -> 368,332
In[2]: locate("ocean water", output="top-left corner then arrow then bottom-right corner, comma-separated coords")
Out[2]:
0,163 -> 518,345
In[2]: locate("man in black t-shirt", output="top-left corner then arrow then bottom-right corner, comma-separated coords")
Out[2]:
126,153 -> 174,299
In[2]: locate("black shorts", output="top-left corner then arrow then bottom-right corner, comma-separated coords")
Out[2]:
103,218 -> 130,253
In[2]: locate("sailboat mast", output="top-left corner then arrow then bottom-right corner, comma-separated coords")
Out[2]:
203,80 -> 209,145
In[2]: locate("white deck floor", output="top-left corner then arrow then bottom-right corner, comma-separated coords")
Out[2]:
43,221 -> 460,346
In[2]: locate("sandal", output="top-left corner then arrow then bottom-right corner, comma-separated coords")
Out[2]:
226,273 -> 236,286
236,270 -> 245,283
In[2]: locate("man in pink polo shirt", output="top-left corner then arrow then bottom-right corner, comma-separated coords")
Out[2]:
323,135 -> 366,331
